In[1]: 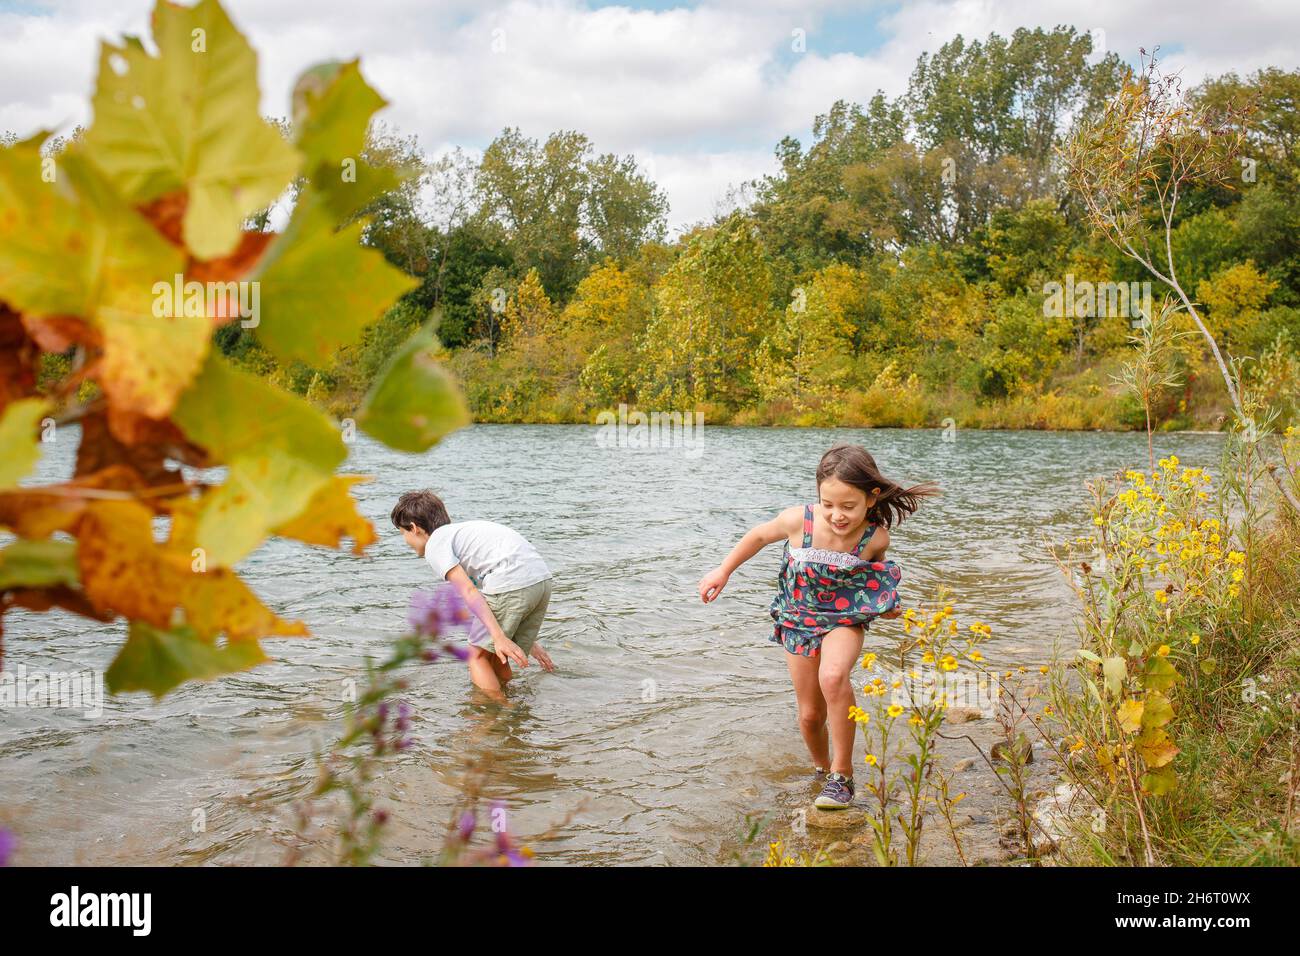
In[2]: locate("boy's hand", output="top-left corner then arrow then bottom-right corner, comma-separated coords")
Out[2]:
699,567 -> 729,603
530,644 -> 556,672
494,636 -> 528,669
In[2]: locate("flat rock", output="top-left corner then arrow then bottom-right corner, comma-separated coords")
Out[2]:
945,706 -> 986,724
805,807 -> 867,829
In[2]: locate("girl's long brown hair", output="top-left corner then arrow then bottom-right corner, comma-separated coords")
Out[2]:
815,443 -> 939,529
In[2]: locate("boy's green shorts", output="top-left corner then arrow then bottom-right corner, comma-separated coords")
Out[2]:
469,578 -> 553,655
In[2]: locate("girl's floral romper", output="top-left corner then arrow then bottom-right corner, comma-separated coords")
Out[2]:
769,505 -> 902,657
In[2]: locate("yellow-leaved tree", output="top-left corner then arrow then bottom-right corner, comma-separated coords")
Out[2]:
1196,260 -> 1277,349
572,260 -> 652,409
637,217 -> 774,409
499,268 -> 557,342
753,263 -> 862,415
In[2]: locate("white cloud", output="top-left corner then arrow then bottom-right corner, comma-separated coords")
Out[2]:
2,0 -> 1297,232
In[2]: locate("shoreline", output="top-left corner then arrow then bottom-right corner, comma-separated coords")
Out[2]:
444,419 -> 1233,436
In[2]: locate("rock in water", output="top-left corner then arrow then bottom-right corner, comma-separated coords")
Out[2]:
805,807 -> 867,829
945,706 -> 985,724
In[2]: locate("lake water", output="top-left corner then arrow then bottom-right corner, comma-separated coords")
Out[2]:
0,424 -> 1227,865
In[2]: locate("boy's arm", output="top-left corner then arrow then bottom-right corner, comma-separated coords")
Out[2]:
445,565 -> 528,668
530,642 -> 555,672
699,506 -> 802,603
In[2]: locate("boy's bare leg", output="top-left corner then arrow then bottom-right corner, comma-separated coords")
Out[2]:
489,654 -> 514,684
785,650 -> 830,770
467,647 -> 506,701
818,626 -> 865,777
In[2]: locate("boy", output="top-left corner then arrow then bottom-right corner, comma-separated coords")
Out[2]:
392,490 -> 555,698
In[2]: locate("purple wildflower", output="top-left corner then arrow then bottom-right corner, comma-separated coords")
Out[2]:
395,701 -> 412,733
408,584 -> 471,636
456,811 -> 476,842
444,643 -> 470,662
0,828 -> 14,867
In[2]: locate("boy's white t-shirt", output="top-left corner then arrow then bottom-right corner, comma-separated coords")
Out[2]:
424,520 -> 551,594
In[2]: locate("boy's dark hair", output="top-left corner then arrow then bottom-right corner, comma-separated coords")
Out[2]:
815,443 -> 940,529
391,490 -> 451,534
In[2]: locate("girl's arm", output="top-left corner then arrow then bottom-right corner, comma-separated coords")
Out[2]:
698,506 -> 803,603
864,526 -> 902,618
864,525 -> 890,561
445,564 -> 528,668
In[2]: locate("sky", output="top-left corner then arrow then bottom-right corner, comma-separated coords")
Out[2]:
2,0 -> 1298,233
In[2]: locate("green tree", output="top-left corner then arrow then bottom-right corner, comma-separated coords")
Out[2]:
754,95 -> 907,267
638,217 -> 774,408
476,128 -> 666,301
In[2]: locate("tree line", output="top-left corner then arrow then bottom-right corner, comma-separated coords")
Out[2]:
25,25 -> 1297,431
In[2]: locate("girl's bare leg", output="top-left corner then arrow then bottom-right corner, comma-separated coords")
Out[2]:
818,626 -> 865,777
785,650 -> 830,770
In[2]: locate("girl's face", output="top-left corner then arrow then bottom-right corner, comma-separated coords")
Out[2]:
818,476 -> 875,536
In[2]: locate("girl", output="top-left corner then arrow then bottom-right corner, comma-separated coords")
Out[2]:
698,444 -> 938,809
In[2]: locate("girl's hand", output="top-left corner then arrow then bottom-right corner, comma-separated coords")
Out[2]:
699,567 -> 729,603
881,607 -> 902,619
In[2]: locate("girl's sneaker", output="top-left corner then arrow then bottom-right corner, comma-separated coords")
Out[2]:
814,772 -> 855,809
